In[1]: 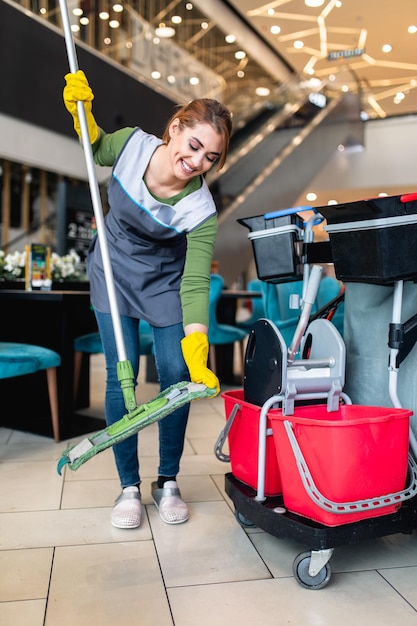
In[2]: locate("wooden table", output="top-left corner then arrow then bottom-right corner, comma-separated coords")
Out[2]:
0,288 -> 104,439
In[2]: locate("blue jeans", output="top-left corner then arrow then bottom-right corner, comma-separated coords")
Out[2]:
94,311 -> 190,488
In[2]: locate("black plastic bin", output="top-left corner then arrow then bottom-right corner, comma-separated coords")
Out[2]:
238,209 -> 306,283
238,207 -> 333,284
318,193 -> 417,284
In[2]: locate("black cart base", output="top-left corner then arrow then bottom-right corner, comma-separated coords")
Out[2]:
225,472 -> 417,590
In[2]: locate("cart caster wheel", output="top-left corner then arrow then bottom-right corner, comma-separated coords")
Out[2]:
234,510 -> 255,528
293,552 -> 331,590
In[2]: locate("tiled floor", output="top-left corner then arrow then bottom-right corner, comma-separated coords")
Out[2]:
1,354 -> 417,625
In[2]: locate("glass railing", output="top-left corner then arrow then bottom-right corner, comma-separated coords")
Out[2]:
11,0 -> 330,135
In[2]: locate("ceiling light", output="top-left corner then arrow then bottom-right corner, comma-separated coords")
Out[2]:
294,40 -> 304,49
109,19 -> 120,28
155,24 -> 175,38
382,44 -> 392,53
408,25 -> 417,34
306,192 -> 317,201
151,71 -> 161,79
112,4 -> 123,12
72,8 -> 83,16
201,21 -> 209,30
225,34 -> 236,43
99,11 -> 109,20
80,17 -> 89,25
190,77 -> 200,85
270,25 -> 281,35
255,87 -> 270,97
235,50 -> 246,60
305,0 -> 325,7
172,15 -> 182,24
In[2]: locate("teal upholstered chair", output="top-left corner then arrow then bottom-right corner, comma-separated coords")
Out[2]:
73,320 -> 154,401
235,279 -> 266,332
260,280 -> 308,346
208,273 -> 249,376
0,342 -> 61,441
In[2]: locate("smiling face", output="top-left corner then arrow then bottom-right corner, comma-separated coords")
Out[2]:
168,119 -> 224,180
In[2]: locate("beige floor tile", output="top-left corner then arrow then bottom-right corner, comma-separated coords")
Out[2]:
178,452 -> 231,476
0,507 -> 151,550
0,438 -> 66,463
187,434 -> 228,455
0,548 -> 53,601
149,500 -> 271,587
168,571 -> 417,626
45,542 -> 173,626
381,565 -> 417,609
61,478 -> 121,509
0,599 -> 46,626
0,461 -> 63,513
331,533 -> 417,571
247,531 -> 305,578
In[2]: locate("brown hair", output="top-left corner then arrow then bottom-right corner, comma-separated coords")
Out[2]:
161,98 -> 232,171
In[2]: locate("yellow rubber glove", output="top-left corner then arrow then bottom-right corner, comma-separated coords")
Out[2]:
63,70 -> 99,143
181,332 -> 220,396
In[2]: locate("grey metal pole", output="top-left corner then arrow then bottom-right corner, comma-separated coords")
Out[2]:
58,0 -> 127,363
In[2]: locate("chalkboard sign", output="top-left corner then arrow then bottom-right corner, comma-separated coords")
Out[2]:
56,181 -> 96,268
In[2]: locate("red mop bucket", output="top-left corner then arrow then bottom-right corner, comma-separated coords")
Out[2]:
222,389 -> 282,496
269,404 -> 412,526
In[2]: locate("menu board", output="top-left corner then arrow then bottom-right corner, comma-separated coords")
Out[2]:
56,181 -> 97,268
25,243 -> 51,290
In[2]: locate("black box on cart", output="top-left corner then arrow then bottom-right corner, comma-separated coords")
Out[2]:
238,210 -> 333,283
318,193 -> 417,284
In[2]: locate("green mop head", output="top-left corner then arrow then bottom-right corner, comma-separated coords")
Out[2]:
57,381 -> 216,474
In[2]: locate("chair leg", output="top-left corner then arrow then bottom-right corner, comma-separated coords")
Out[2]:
238,340 -> 246,384
208,344 -> 217,374
73,350 -> 83,401
46,367 -> 60,442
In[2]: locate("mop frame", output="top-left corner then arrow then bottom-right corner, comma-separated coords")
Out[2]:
57,382 -> 215,474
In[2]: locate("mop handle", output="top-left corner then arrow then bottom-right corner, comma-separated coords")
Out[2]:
58,0 -> 127,363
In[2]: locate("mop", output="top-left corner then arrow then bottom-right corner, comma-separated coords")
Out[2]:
56,0 -> 216,474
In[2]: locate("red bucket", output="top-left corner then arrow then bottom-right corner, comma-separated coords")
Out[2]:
222,389 -> 282,496
269,404 -> 411,526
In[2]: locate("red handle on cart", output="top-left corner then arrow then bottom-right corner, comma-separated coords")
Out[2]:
400,193 -> 417,203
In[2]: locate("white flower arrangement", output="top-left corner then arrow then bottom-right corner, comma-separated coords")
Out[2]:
0,248 -> 86,282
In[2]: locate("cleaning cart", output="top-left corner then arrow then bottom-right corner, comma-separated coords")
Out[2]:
216,199 -> 417,589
